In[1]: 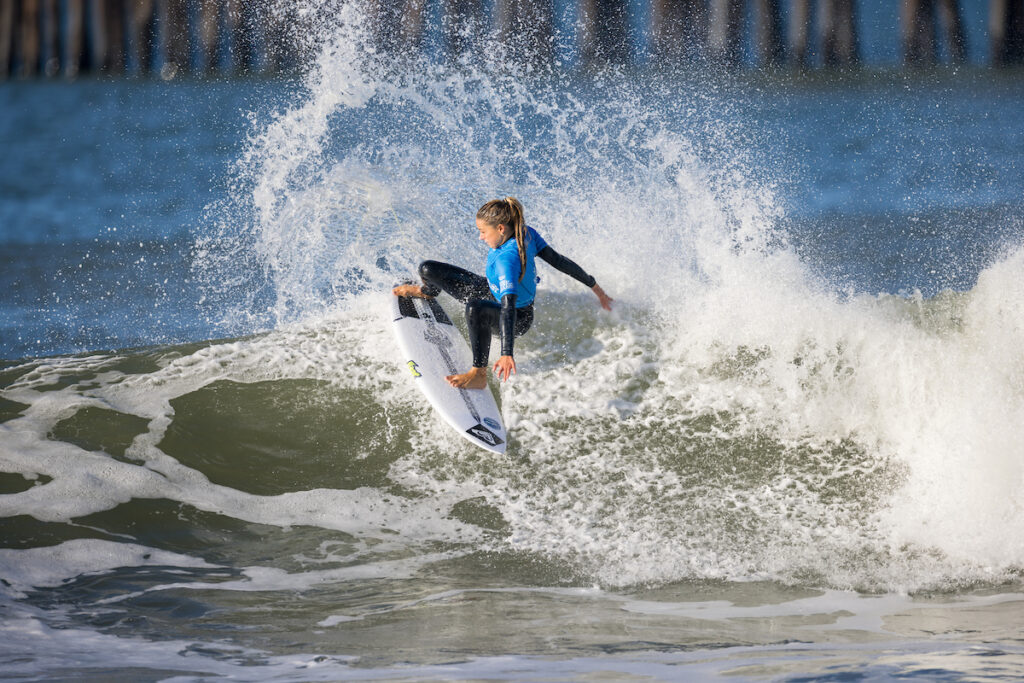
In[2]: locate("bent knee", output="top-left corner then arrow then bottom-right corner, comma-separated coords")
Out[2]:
418,260 -> 443,282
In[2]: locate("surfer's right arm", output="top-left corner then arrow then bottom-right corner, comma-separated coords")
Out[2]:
494,296 -> 517,382
537,246 -> 613,311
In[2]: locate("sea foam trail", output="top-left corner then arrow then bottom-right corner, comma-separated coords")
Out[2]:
0,310 -> 481,547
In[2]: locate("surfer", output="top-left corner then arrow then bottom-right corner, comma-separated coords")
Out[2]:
393,197 -> 613,389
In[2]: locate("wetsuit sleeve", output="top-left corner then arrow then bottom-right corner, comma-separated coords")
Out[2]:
537,245 -> 597,288
499,294 -> 517,357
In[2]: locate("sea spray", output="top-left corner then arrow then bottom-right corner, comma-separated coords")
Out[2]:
184,3 -> 1024,591
195,2 -> 772,329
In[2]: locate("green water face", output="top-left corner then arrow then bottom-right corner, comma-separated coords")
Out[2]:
0,396 -> 29,424
50,406 -> 151,463
157,379 -> 411,496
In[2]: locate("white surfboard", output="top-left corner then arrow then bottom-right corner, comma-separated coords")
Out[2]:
391,293 -> 507,454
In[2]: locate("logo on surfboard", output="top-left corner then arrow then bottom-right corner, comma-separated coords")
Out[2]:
483,417 -> 501,431
466,423 -> 504,447
407,360 -> 422,378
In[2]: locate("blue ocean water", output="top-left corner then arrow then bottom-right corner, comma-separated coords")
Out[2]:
3,5 -> 1024,681
0,79 -> 291,357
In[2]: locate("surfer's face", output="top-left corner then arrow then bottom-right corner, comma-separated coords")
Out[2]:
476,219 -> 509,249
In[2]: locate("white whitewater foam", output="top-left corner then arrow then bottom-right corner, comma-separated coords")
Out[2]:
0,538 -> 220,598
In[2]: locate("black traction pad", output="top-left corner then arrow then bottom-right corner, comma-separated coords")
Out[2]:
395,289 -> 454,326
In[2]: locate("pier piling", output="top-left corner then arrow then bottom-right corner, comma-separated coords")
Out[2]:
789,0 -> 811,66
938,0 -> 967,62
198,0 -> 220,73
364,0 -> 400,53
265,3 -> 297,73
708,0 -> 744,67
108,0 -> 126,73
651,0 -> 707,63
1,0 -> 1022,80
904,0 -> 969,64
0,0 -> 13,78
128,0 -> 156,75
18,0 -> 40,78
443,0 -> 483,59
41,0 -> 59,76
400,0 -> 428,51
88,0 -> 107,73
754,0 -> 784,65
228,0 -> 262,72
163,0 -> 191,76
581,0 -> 630,65
903,0 -> 937,63
821,0 -> 859,66
991,0 -> 1024,65
64,0 -> 85,77
91,0 -> 127,74
496,0 -> 555,63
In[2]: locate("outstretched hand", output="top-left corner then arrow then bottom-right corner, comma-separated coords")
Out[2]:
493,355 -> 517,382
592,283 -> 613,311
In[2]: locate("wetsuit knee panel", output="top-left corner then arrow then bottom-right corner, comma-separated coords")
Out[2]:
418,260 -> 441,281
418,260 -> 491,302
418,260 -> 446,297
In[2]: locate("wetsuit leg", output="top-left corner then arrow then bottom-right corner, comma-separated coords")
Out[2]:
416,260 -> 533,368
465,301 -> 534,367
418,260 -> 491,303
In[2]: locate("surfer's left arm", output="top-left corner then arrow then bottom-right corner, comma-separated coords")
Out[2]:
538,245 -> 613,311
494,293 -> 517,382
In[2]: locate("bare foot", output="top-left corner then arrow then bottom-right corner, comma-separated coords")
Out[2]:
446,367 -> 488,389
392,283 -> 432,298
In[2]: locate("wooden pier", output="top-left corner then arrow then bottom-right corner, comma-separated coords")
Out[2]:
1,0 -> 1023,80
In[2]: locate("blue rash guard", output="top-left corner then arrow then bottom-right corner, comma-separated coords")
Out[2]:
485,226 -> 547,307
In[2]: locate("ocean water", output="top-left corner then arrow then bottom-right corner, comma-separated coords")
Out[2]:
4,5 -> 1024,681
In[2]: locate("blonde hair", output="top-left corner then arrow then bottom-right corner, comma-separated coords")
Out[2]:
477,197 -> 527,281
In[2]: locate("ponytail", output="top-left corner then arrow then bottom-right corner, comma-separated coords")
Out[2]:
477,196 -> 528,281
506,197 -> 527,282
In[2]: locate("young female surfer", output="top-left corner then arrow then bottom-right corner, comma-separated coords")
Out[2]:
393,197 -> 613,389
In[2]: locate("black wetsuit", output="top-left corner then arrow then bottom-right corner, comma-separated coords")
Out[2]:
418,243 -> 595,368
